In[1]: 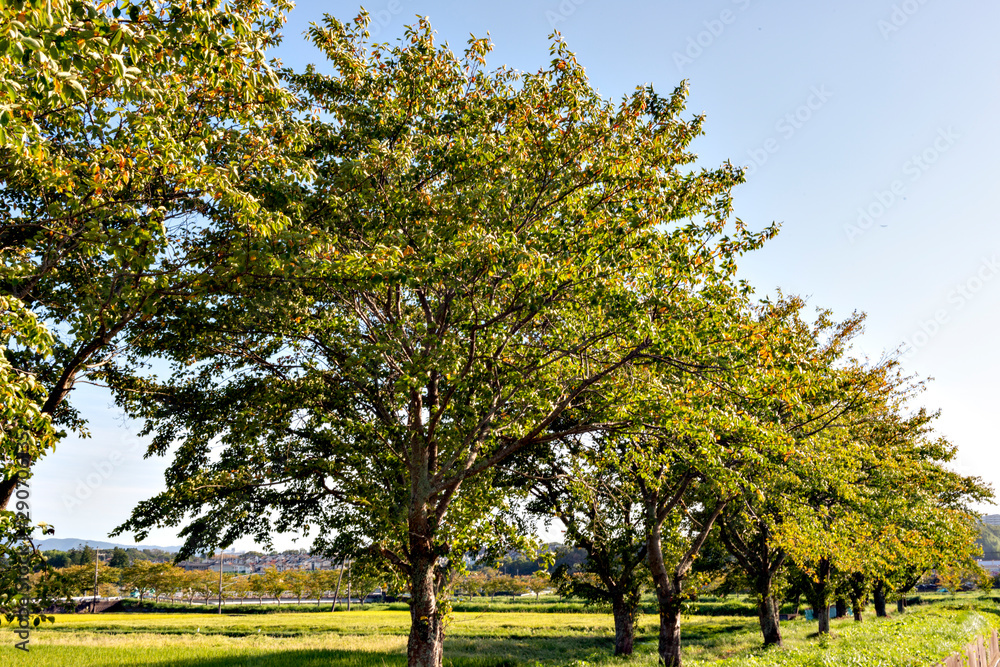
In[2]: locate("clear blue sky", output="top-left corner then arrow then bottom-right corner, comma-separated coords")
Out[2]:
33,0 -> 1000,551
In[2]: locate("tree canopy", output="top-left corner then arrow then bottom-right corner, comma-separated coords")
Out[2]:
1,7 -> 990,667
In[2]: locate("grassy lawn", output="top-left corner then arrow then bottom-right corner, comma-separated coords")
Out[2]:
1,595 -> 996,666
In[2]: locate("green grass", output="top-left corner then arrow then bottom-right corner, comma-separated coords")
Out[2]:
688,602 -> 1000,667
1,594 -> 996,666
118,593 -> 763,617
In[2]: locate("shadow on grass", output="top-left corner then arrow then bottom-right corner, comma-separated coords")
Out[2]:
133,649 -> 515,667
79,635 -> 633,667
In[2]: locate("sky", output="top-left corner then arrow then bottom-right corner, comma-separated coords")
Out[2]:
30,0 -> 1000,552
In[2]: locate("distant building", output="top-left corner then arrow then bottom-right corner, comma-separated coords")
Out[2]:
177,561 -> 214,571
982,515 -> 1000,526
977,560 -> 1000,573
177,560 -> 248,573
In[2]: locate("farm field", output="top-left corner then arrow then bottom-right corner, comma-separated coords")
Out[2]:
2,596 -> 998,666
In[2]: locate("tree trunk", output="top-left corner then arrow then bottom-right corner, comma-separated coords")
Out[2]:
611,594 -> 636,656
806,558 -> 832,635
656,594 -> 683,667
852,599 -> 862,622
896,597 -> 905,614
408,555 -> 445,667
835,597 -> 847,619
757,595 -> 782,647
647,522 -> 683,666
816,604 -> 830,634
873,582 -> 887,617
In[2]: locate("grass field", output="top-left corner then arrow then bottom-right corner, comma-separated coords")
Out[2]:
2,595 -> 997,666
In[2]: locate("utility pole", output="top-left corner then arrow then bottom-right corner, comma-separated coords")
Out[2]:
217,549 -> 224,614
331,558 -> 345,612
92,547 -> 99,613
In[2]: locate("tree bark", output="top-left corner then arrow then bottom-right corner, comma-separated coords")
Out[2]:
896,597 -> 905,614
658,599 -> 683,667
816,604 -> 830,634
757,595 -> 782,647
408,554 -> 445,667
648,522 -> 683,666
851,598 -> 862,622
835,597 -> 847,619
873,581 -> 887,617
611,594 -> 636,656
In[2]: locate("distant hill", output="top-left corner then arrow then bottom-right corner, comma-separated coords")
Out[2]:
33,537 -> 183,553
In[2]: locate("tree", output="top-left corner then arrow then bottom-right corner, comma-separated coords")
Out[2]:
284,570 -> 309,605
107,13 -> 771,667
0,296 -> 56,621
525,439 -> 648,656
261,567 -> 286,605
453,572 -> 485,600
303,570 -> 329,607
49,564 -> 119,599
108,547 -> 129,569
0,0 -> 308,623
119,560 -> 169,605
229,575 -> 252,606
196,568 -> 220,605
1,0 -> 306,509
713,300 -> 879,647
43,551 -> 70,569
525,571 -> 550,601
581,301 -> 785,667
248,573 -> 268,605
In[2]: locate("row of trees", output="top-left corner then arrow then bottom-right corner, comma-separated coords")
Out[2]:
515,298 -> 991,658
1,4 -> 989,667
37,561 -> 383,607
453,570 -> 551,601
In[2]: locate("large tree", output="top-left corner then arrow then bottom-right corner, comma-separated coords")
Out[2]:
0,0 -> 307,511
107,14 -> 771,667
1,0 -> 307,626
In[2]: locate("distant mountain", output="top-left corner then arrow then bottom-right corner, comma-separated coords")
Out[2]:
33,537 -> 184,553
